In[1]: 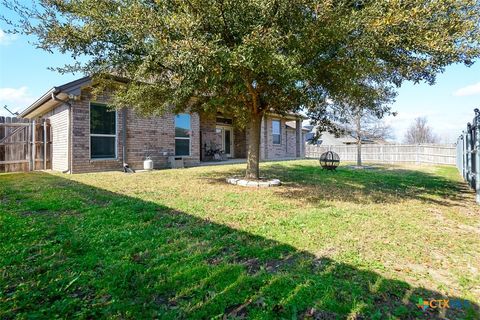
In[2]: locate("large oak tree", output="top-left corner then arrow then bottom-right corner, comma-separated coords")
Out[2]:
3,0 -> 479,178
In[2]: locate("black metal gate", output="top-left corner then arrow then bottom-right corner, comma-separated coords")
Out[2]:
457,109 -> 480,203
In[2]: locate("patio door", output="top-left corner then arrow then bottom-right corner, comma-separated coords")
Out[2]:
217,126 -> 234,158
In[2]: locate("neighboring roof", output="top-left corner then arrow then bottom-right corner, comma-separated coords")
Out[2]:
303,125 -> 314,131
286,112 -> 308,120
369,138 -> 393,144
285,121 -> 310,131
318,131 -> 357,145
20,76 -> 92,118
268,112 -> 307,121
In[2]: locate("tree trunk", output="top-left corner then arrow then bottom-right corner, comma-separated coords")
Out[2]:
246,112 -> 262,179
357,139 -> 362,167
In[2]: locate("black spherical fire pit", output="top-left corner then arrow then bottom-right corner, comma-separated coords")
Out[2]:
319,151 -> 340,170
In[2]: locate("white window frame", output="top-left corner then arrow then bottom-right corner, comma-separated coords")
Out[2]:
89,102 -> 117,160
175,114 -> 191,157
272,119 -> 281,145
216,125 -> 235,158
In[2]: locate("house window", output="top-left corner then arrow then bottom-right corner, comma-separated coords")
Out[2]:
175,114 -> 191,156
272,119 -> 281,144
90,103 -> 116,159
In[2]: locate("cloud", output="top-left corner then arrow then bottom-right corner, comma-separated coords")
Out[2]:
0,29 -> 17,46
0,87 -> 36,115
453,82 -> 480,97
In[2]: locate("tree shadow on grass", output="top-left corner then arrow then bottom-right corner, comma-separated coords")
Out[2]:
202,162 -> 472,206
0,173 -> 477,319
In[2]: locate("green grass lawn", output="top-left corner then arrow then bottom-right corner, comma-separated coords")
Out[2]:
1,160 -> 479,319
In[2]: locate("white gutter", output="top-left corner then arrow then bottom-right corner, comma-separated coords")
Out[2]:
51,92 -> 73,174
19,87 -> 60,118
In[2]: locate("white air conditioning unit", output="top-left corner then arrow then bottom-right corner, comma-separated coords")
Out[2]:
168,156 -> 184,169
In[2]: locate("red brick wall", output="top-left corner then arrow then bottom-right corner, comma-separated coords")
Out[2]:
70,89 -> 200,173
233,126 -> 246,158
261,116 -> 291,159
199,113 -> 219,160
286,127 -> 297,157
199,113 -> 247,159
244,115 -> 301,160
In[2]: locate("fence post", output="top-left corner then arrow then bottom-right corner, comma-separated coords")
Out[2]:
43,119 -> 47,170
470,122 -> 475,189
466,124 -> 472,186
31,119 -> 36,171
463,131 -> 467,181
0,117 -> 4,173
415,144 -> 420,164
459,135 -> 463,175
457,134 -> 462,177
461,132 -> 465,180
27,120 -> 30,171
475,109 -> 480,203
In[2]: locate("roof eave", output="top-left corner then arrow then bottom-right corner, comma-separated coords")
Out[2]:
19,87 -> 59,118
269,112 -> 307,120
19,76 -> 92,118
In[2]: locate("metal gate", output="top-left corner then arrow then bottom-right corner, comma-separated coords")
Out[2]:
0,116 -> 52,173
457,108 -> 480,203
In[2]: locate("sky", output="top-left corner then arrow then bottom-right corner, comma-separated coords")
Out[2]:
1,25 -> 479,143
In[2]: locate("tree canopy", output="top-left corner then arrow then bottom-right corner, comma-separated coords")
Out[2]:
3,0 -> 480,177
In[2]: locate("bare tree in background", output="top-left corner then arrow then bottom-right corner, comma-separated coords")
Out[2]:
311,82 -> 396,167
338,108 -> 395,167
403,117 -> 439,144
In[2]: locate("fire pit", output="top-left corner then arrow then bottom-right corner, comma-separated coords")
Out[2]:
319,151 -> 340,170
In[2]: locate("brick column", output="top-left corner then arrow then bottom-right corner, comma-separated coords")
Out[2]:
262,115 -> 268,160
295,119 -> 301,157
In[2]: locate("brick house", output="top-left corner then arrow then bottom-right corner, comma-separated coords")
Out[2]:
20,76 -> 307,173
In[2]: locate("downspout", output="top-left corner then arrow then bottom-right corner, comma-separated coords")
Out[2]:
122,108 -> 134,173
122,108 -> 127,167
122,108 -> 128,168
51,91 -> 72,174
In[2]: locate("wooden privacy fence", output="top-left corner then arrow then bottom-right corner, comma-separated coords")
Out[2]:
305,143 -> 456,165
0,116 -> 52,173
